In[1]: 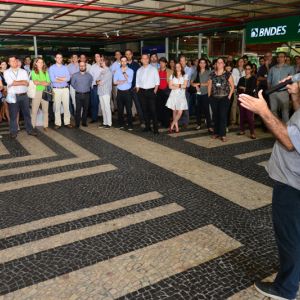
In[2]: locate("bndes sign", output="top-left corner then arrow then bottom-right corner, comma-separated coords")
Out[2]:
251,25 -> 287,38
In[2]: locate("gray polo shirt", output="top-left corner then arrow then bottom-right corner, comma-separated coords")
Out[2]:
71,71 -> 93,93
266,108 -> 300,190
268,64 -> 295,88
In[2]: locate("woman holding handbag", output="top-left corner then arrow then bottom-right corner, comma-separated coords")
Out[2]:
31,58 -> 51,131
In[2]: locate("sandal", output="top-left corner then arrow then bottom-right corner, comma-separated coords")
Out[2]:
250,134 -> 257,139
220,137 -> 227,142
237,131 -> 245,135
211,134 -> 219,139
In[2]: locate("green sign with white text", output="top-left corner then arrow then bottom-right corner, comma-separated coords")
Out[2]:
246,15 -> 300,44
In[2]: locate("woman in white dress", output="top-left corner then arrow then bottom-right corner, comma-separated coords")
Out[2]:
166,63 -> 188,133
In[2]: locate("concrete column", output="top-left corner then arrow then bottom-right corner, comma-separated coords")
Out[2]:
140,40 -> 144,56
165,37 -> 169,60
33,36 -> 38,57
241,29 -> 246,56
198,33 -> 203,58
176,37 -> 179,59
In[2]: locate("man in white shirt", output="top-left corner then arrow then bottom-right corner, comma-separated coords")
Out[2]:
136,54 -> 160,134
68,54 -> 79,113
4,55 -> 36,138
89,53 -> 103,123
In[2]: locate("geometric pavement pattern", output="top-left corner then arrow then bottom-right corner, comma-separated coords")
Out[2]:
0,119 -> 299,299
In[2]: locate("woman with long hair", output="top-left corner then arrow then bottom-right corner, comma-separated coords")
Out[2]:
190,58 -> 213,133
166,62 -> 188,133
0,61 -> 9,123
168,59 -> 176,72
31,57 -> 51,131
97,57 -> 112,128
208,57 -> 234,142
237,63 -> 257,139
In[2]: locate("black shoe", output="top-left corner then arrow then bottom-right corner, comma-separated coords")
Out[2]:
254,281 -> 293,300
89,120 -> 96,124
10,133 -> 17,139
142,128 -> 151,133
104,125 -> 110,129
82,123 -> 88,127
28,131 -> 37,136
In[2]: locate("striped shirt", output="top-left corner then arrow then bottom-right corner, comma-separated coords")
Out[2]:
97,67 -> 112,97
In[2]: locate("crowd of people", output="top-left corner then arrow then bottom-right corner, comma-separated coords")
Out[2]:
0,49 -> 300,300
0,50 -> 299,140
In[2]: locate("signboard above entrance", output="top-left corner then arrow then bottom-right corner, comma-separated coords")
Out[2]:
246,15 -> 300,44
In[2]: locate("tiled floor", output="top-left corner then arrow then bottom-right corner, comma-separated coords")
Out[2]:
0,120 -> 296,299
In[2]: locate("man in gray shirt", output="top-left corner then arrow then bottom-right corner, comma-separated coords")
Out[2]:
239,81 -> 300,300
268,52 -> 295,123
71,62 -> 93,128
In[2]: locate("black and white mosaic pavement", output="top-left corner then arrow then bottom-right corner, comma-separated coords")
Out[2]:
0,119 -> 281,299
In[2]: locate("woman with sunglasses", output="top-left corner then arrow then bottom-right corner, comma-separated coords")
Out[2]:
237,63 -> 257,139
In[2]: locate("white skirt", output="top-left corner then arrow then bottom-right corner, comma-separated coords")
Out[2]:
166,89 -> 188,111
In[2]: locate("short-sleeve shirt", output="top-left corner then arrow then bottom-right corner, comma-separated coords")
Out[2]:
209,71 -> 231,98
267,108 -> 300,191
191,70 -> 210,94
31,70 -> 51,91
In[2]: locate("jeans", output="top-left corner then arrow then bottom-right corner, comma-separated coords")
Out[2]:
273,182 -> 300,299
138,88 -> 158,131
195,93 -> 212,129
117,89 -> 132,127
90,85 -> 99,122
210,96 -> 230,137
8,94 -> 33,135
75,92 -> 90,127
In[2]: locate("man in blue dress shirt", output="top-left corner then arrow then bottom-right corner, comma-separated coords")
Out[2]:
49,53 -> 72,129
113,56 -> 134,130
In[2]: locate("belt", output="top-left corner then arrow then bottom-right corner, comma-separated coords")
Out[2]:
53,86 -> 68,89
15,92 -> 27,96
76,91 -> 90,95
118,89 -> 130,92
139,88 -> 154,91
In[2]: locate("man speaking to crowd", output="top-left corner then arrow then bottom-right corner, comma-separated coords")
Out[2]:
239,79 -> 300,300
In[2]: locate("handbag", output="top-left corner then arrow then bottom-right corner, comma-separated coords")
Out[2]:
27,80 -> 36,99
42,86 -> 53,102
6,92 -> 16,104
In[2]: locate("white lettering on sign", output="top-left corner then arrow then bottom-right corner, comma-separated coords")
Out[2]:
251,25 -> 287,38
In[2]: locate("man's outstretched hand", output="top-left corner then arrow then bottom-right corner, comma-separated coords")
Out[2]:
239,90 -> 268,116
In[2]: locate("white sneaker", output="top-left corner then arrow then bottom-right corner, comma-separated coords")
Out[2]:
196,125 -> 201,130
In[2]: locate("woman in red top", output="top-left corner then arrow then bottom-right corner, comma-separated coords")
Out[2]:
157,57 -> 172,128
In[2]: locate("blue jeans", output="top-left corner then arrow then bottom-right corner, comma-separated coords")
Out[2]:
273,181 -> 300,299
90,86 -> 100,122
8,94 -> 33,135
